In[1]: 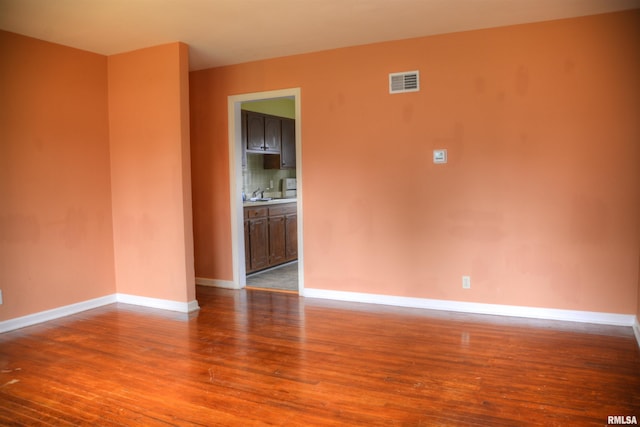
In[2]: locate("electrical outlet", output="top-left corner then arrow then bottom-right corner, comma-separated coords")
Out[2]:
433,149 -> 447,164
462,276 -> 471,289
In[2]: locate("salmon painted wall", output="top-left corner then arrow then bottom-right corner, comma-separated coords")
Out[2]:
190,71 -> 232,281
108,43 -> 196,303
0,31 -> 115,320
191,11 -> 640,314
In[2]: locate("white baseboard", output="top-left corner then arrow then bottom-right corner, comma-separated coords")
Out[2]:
0,294 -> 117,333
1,293 -> 200,333
302,288 -> 636,327
4,286 -> 638,348
115,293 -> 200,313
196,277 -> 238,289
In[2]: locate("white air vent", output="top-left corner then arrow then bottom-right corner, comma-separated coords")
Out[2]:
389,70 -> 419,94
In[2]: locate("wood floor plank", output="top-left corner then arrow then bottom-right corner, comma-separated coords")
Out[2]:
1,286 -> 639,426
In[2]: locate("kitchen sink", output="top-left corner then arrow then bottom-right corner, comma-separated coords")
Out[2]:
246,197 -> 296,203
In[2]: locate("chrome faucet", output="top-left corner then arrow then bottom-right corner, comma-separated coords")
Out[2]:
252,187 -> 263,198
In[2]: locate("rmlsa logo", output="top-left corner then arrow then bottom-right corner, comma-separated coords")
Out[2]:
608,415 -> 638,425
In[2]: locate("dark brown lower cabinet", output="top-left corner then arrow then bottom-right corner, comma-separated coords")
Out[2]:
244,207 -> 269,273
244,220 -> 250,269
245,203 -> 297,274
248,217 -> 268,272
268,215 -> 286,266
285,213 -> 297,261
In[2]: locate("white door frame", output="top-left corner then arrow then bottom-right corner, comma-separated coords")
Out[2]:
227,88 -> 303,291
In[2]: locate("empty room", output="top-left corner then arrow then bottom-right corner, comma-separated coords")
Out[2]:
1,1 -> 639,425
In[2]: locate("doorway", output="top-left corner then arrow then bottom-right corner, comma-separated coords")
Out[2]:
227,88 -> 303,293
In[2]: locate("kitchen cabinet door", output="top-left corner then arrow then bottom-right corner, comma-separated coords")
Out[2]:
285,213 -> 298,261
244,219 -> 251,271
241,110 -> 248,167
264,116 -> 281,153
268,215 -> 286,266
280,118 -> 296,169
264,117 -> 295,170
248,217 -> 269,272
246,111 -> 265,152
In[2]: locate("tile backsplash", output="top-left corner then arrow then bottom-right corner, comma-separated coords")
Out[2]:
243,153 -> 296,198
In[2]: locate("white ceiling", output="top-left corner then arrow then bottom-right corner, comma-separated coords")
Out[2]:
1,0 -> 638,70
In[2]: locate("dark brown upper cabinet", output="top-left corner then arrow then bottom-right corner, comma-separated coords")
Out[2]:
264,116 -> 281,153
264,117 -> 296,170
243,110 -> 281,154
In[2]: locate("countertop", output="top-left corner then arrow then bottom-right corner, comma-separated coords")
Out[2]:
243,198 -> 297,207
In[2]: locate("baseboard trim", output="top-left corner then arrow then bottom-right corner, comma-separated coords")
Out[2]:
116,293 -> 200,313
1,293 -> 200,333
633,317 -> 640,348
0,294 -> 117,333
302,288 -> 636,327
196,277 -> 238,289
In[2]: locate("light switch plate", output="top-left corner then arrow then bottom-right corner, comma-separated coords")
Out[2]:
433,149 -> 447,164
462,276 -> 471,289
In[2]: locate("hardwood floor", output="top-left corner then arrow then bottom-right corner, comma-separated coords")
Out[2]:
1,286 -> 639,426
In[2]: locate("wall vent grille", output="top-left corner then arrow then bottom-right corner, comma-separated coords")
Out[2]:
389,71 -> 419,94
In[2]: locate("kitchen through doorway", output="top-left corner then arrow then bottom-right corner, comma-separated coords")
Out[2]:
246,261 -> 298,292
228,88 -> 303,294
